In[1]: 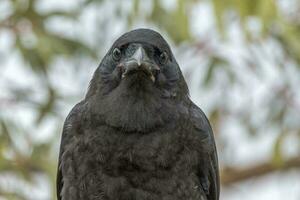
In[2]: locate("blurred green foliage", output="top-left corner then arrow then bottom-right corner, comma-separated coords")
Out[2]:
0,0 -> 300,199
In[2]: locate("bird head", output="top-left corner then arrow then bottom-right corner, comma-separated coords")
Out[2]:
87,28 -> 188,99
86,29 -> 189,132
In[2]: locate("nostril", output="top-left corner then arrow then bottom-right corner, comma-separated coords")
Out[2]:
152,69 -> 160,78
151,65 -> 160,73
117,64 -> 125,73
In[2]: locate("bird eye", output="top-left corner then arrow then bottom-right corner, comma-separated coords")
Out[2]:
112,48 -> 121,61
159,51 -> 168,64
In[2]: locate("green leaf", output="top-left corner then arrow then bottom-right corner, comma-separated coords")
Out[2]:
149,0 -> 192,44
203,56 -> 229,86
35,86 -> 57,124
272,132 -> 286,167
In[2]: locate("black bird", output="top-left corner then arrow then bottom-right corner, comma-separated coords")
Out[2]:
57,29 -> 220,200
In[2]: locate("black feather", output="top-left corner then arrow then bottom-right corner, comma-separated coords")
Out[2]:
57,28 -> 220,200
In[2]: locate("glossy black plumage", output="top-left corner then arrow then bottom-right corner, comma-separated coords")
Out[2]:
57,29 -> 220,200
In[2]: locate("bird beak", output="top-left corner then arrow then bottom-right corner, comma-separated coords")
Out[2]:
132,46 -> 146,66
119,46 -> 160,82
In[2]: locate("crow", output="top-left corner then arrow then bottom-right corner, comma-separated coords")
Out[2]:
57,28 -> 219,200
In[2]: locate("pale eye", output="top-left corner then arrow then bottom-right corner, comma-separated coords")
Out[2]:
112,48 -> 121,61
159,51 -> 168,64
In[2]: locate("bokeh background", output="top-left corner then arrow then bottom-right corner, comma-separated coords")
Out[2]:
0,0 -> 300,199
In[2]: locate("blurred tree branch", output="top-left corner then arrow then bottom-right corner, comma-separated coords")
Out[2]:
221,156 -> 300,186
